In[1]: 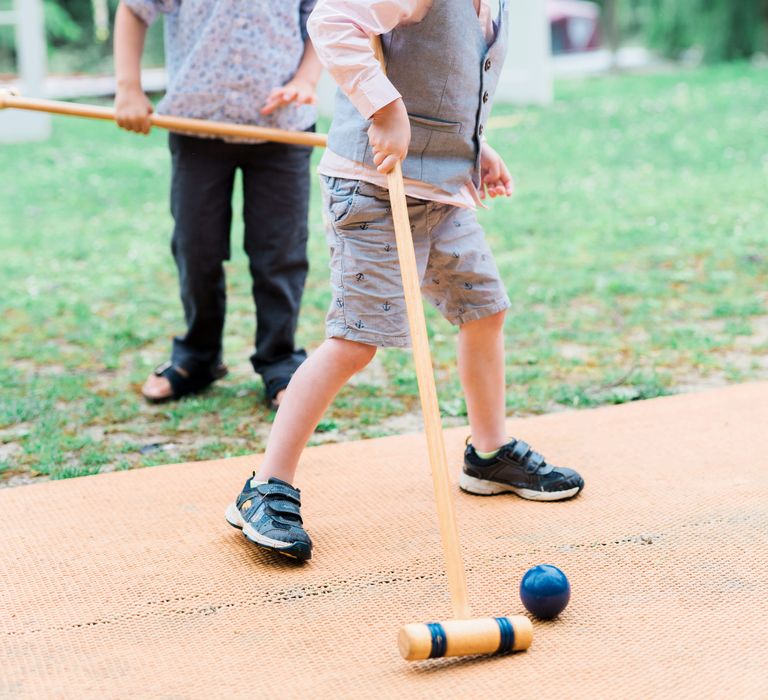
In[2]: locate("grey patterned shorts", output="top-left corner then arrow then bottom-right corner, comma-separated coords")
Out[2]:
322,176 -> 511,348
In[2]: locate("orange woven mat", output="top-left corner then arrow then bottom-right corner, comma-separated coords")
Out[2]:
2,383 -> 767,699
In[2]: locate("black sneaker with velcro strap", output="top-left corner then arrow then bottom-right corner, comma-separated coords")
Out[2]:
461,438 -> 584,502
225,475 -> 312,561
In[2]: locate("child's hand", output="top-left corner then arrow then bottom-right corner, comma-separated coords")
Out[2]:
368,98 -> 410,174
114,86 -> 153,134
479,141 -> 514,199
261,77 -> 318,115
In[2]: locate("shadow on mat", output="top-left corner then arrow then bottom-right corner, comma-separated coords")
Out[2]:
404,649 -> 530,674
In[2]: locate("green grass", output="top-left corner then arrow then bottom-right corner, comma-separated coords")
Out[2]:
1,62 -> 767,482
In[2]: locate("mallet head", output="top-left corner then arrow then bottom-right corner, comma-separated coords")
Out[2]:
398,615 -> 533,661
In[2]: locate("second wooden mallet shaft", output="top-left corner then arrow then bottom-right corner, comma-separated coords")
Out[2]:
0,92 -> 328,148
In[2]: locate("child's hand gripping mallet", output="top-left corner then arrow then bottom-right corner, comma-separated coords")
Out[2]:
371,38 -> 533,661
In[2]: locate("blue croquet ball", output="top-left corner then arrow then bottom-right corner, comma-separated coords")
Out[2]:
520,564 -> 571,619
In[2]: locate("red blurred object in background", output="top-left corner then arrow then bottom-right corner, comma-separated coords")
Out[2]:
548,0 -> 601,54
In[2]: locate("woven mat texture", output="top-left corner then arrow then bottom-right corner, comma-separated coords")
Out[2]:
2,383 -> 767,699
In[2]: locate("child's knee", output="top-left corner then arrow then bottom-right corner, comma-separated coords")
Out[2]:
329,338 -> 377,372
463,309 -> 506,333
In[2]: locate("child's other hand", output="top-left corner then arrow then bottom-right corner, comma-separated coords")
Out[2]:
261,77 -> 318,115
368,98 -> 410,174
479,141 -> 514,199
114,86 -> 153,134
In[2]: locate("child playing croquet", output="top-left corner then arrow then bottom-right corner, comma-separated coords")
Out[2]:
226,0 -> 585,561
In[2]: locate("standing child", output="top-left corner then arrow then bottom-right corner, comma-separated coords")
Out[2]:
226,0 -> 585,561
114,0 -> 321,409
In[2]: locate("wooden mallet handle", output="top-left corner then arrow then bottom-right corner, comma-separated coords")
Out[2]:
0,91 -> 328,148
385,162 -> 471,620
371,36 -> 471,621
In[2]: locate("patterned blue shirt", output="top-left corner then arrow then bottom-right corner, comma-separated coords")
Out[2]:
125,0 -> 317,141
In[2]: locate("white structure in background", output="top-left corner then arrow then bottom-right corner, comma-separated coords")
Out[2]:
317,0 -> 553,114
497,0 -> 553,105
0,0 -> 50,142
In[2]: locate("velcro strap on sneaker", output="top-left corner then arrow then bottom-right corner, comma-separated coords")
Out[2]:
509,440 -> 531,463
266,500 -> 302,519
257,482 -> 302,504
525,451 -> 547,474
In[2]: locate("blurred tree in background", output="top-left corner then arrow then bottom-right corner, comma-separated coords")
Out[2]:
0,0 -> 163,74
43,0 -> 87,46
641,0 -> 767,60
601,0 -> 768,61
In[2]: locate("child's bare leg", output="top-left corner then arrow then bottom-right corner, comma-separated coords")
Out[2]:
457,310 -> 507,453
256,338 -> 377,483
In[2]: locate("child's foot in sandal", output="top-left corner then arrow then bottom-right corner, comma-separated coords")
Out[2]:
264,376 -> 292,411
141,361 -> 228,403
225,474 -> 312,561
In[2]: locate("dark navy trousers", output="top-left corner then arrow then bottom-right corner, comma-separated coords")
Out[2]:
168,132 -> 312,386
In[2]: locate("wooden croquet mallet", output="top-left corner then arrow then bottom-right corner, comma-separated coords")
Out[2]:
0,88 -> 328,148
371,38 -> 533,661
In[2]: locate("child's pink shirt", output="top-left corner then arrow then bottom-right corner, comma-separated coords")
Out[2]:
310,0 -> 497,209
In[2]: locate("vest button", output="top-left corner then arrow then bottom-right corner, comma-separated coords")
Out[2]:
478,124 -> 484,136
482,91 -> 489,103
484,58 -> 492,71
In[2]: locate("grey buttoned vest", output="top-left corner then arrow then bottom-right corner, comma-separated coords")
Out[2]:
327,0 -> 509,194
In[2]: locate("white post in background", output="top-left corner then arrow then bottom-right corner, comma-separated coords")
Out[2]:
315,71 -> 336,119
0,0 -> 51,143
496,0 -> 553,105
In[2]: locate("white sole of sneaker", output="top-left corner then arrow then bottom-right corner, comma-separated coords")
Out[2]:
224,502 -> 302,555
459,473 -> 581,501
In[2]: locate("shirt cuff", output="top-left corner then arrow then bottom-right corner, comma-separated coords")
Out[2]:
349,73 -> 402,120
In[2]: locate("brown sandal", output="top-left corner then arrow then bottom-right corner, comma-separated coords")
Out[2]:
142,362 -> 228,404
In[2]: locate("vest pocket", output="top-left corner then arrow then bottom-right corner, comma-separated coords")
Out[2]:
405,114 -> 464,182
407,114 -> 463,133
